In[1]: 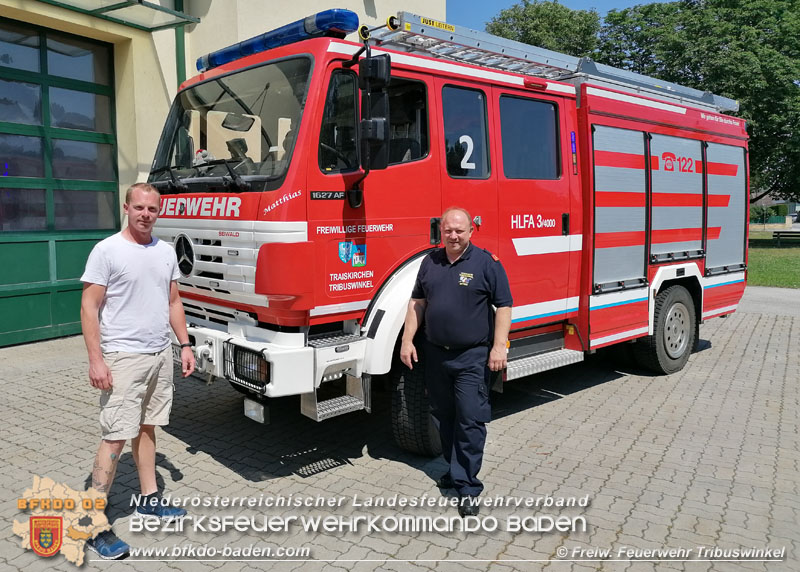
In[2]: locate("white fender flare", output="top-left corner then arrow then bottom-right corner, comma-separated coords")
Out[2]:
647,262 -> 703,334
361,252 -> 430,375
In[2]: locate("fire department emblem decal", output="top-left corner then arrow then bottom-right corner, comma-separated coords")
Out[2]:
174,234 -> 196,277
30,516 -> 62,557
338,241 -> 353,264
459,272 -> 474,286
352,244 -> 366,267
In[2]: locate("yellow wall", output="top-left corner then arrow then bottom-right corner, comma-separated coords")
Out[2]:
0,1 -> 174,209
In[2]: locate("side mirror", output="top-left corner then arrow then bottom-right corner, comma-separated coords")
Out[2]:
360,91 -> 389,170
347,51 -> 391,206
359,54 -> 391,90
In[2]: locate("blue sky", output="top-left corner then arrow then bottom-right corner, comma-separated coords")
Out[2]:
444,0 -> 665,31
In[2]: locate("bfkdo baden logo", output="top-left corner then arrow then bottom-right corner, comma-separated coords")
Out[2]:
30,516 -> 63,557
14,476 -> 110,566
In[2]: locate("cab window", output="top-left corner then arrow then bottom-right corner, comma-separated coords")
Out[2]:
500,95 -> 559,179
319,70 -> 358,172
387,78 -> 428,165
442,86 -> 490,178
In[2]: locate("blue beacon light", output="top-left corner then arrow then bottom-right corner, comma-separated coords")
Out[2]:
197,9 -> 359,72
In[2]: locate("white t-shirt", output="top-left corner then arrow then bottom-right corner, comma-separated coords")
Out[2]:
81,233 -> 180,353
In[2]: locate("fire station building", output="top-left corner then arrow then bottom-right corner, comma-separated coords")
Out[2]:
0,0 -> 444,346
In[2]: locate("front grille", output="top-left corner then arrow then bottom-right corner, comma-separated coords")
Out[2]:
224,342 -> 270,392
196,239 -> 223,279
154,219 -> 307,306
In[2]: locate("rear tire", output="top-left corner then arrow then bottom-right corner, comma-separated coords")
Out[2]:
634,285 -> 697,374
390,345 -> 441,457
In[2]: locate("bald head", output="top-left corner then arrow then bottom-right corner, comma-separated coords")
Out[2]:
442,207 -> 473,230
441,206 -> 473,261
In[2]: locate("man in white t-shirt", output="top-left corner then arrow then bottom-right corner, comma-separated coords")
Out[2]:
80,183 -> 195,559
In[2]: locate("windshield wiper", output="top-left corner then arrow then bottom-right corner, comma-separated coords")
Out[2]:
193,159 -> 251,192
220,158 -> 251,192
150,165 -> 189,194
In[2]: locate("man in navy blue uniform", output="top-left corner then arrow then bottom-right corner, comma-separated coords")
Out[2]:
400,207 -> 512,517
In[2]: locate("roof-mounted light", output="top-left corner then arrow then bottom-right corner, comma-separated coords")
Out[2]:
196,9 -> 359,72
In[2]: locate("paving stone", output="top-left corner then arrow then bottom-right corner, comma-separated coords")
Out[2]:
1,289 -> 797,571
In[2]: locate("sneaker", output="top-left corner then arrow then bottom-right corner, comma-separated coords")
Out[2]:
458,496 -> 480,518
435,473 -> 455,489
135,495 -> 187,521
86,529 -> 130,560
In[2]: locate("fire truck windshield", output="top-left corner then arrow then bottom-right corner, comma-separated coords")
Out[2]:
150,56 -> 312,191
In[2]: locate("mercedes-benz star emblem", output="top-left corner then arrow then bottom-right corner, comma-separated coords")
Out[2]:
174,234 -> 195,277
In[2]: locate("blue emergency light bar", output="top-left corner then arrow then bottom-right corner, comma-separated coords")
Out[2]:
196,9 -> 359,72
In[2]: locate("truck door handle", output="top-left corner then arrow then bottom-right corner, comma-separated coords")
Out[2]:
430,217 -> 441,245
473,215 -> 482,228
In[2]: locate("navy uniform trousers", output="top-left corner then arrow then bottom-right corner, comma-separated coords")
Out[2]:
425,342 -> 492,497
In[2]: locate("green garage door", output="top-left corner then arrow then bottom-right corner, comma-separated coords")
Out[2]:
0,18 -> 118,347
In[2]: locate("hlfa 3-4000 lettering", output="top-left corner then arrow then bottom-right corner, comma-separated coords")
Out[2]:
511,214 -> 556,229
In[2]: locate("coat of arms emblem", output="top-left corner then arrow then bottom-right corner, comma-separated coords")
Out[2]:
338,241 -> 353,263
30,516 -> 62,557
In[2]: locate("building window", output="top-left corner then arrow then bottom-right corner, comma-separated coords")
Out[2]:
0,17 -> 117,234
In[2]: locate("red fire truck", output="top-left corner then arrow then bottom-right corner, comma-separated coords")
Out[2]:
150,10 -> 748,455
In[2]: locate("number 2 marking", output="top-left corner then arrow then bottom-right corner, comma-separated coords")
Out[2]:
459,135 -> 476,170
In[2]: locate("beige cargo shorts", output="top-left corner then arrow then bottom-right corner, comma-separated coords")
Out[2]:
99,347 -> 174,440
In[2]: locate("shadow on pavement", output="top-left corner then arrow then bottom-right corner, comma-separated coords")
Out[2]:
154,349 -> 639,487
84,337 -> 712,523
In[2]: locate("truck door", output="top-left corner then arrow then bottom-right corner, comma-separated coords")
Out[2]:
435,79 -> 498,253
305,64 -> 439,317
490,87 -> 577,327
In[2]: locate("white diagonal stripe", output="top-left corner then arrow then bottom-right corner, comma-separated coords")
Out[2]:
587,86 -> 687,114
702,304 -> 738,319
310,300 -> 370,317
590,326 -> 649,347
512,297 -> 579,323
590,288 -> 649,309
512,235 -> 582,256
702,272 -> 745,288
328,43 -> 576,95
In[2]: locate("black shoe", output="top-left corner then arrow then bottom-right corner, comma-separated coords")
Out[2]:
458,496 -> 480,517
435,473 -> 455,489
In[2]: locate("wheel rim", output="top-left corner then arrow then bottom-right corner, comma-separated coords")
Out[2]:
664,302 -> 690,359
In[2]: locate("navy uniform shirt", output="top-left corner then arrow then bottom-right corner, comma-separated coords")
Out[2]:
411,244 -> 513,348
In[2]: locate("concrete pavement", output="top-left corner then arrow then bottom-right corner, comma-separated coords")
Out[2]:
1,286 -> 797,571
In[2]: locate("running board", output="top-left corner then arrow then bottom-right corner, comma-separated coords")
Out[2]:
506,349 -> 584,381
300,373 -> 371,421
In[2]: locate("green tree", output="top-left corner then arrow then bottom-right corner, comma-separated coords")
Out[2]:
486,0 -> 600,57
599,0 -> 800,202
486,0 -> 800,202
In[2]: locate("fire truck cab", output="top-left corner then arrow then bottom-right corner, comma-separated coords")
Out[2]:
150,10 -> 748,455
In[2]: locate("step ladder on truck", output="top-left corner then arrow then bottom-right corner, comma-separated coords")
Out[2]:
149,9 -> 748,455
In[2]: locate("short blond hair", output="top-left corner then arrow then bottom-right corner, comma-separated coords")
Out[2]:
125,182 -> 160,205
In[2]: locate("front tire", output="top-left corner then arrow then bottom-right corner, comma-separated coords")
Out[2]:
634,285 -> 697,374
390,345 -> 441,457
